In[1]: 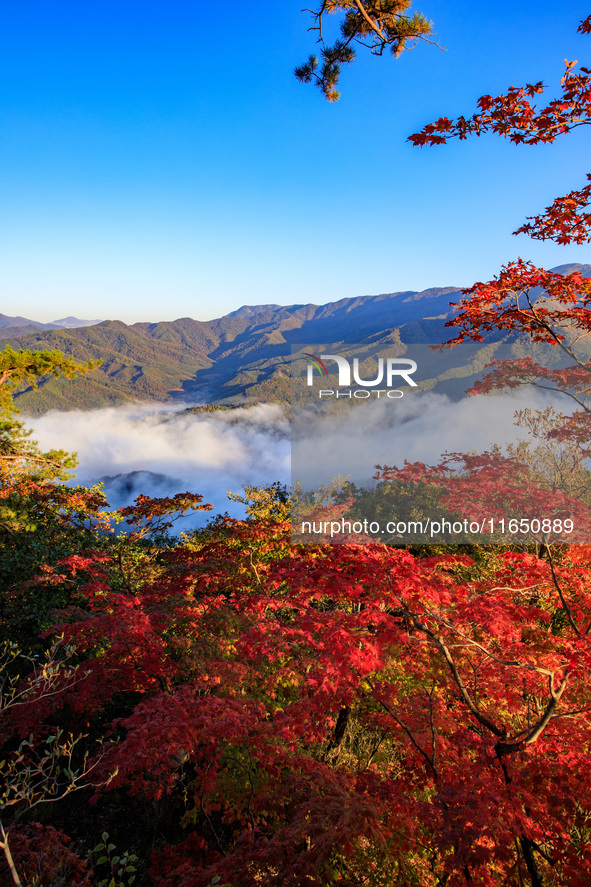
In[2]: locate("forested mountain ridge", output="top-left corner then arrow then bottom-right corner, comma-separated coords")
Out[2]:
8,264 -> 591,413
5,286 -> 460,411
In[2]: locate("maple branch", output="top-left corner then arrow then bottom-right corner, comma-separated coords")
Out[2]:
363,729 -> 388,769
530,840 -> 555,865
546,550 -> 581,637
568,327 -> 591,349
116,549 -> 134,594
405,602 -> 573,758
520,836 -> 545,887
549,706 -> 591,721
198,765 -> 226,856
199,792 -> 225,855
495,671 -> 569,757
227,755 -> 257,833
425,682 -> 437,770
425,629 -> 505,737
364,676 -> 438,779
323,705 -> 351,761
480,584 -> 542,594
389,594 -> 507,738
514,838 -> 526,887
529,381 -> 591,413
523,291 -> 591,373
420,611 -> 561,680
514,173 -> 591,245
248,551 -> 265,589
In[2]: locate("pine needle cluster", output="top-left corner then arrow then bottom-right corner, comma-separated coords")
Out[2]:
295,0 -> 434,100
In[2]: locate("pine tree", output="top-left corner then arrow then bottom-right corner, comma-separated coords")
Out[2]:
295,0 -> 434,100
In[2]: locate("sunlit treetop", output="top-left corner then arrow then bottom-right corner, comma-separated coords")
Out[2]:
0,345 -> 101,484
295,0 -> 435,100
0,345 -> 100,415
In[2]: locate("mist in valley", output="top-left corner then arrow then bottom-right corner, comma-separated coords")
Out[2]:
28,402 -> 291,530
292,388 -> 573,490
25,385 -> 578,536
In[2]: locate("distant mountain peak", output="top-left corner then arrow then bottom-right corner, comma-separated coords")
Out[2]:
51,316 -> 102,328
0,313 -> 102,337
227,304 -> 284,319
0,312 -> 46,330
548,263 -> 591,277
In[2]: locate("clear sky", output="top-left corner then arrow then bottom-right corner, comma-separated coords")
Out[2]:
1,0 -> 590,324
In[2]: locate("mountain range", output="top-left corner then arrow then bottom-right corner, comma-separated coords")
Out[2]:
0,314 -> 102,340
5,263 -> 591,414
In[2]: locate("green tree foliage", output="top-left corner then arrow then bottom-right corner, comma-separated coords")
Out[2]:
295,0 -> 434,100
0,346 -> 99,412
0,346 -> 105,648
0,345 -> 100,486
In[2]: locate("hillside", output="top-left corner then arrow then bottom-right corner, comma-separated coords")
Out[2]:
8,264 -> 591,413
5,287 -> 456,411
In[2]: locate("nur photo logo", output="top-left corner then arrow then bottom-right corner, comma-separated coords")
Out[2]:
303,351 -> 418,399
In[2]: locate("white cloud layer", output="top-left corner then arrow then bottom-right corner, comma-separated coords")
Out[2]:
26,388 -> 577,532
292,388 -> 570,489
28,403 -> 290,525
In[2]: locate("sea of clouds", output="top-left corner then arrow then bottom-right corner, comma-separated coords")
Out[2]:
292,387 -> 571,489
26,386 -> 574,534
28,403 -> 291,528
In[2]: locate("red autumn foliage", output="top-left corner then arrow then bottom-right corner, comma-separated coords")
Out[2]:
439,260 -> 591,347
376,451 -> 591,543
118,491 -> 212,537
1,824 -> 92,887
409,17 -> 591,461
6,516 -> 584,886
514,174 -> 591,245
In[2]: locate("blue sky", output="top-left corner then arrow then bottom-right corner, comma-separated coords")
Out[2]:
1,0 -> 590,324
